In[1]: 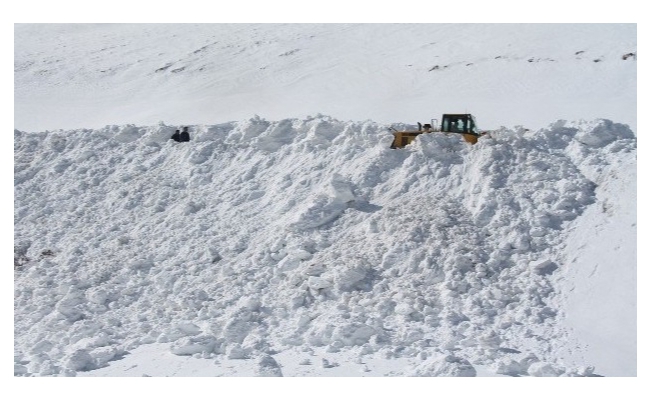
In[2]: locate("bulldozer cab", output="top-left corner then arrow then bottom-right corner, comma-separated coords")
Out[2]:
441,114 -> 478,134
441,114 -> 480,144
390,113 -> 482,148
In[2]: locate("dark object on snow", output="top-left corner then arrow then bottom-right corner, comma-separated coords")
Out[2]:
179,127 -> 190,142
171,127 -> 190,142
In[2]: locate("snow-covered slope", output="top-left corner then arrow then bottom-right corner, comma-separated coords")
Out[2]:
14,23 -> 637,133
14,23 -> 638,379
13,116 -> 636,377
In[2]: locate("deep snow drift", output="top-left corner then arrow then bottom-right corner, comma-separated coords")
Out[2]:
14,115 -> 636,377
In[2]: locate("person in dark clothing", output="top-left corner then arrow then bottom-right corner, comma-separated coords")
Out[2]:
179,127 -> 190,142
171,129 -> 181,142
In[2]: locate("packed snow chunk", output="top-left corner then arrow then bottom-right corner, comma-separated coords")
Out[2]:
226,344 -> 250,359
241,297 -> 262,311
227,116 -> 271,142
516,353 -> 540,372
573,119 -> 635,148
176,322 -> 202,336
529,259 -> 558,276
14,363 -> 29,376
321,358 -> 339,368
334,264 -> 370,291
494,359 -> 526,376
113,125 -> 143,143
70,332 -> 112,351
129,259 -> 155,273
56,287 -> 86,322
64,349 -> 97,372
170,335 -> 219,356
330,174 -> 356,204
394,302 -> 415,316
89,346 -> 121,368
30,340 -> 54,354
85,287 -> 110,305
535,120 -> 578,149
290,194 -> 349,231
255,355 -> 283,377
188,142 -> 219,164
303,119 -> 342,148
222,308 -> 260,344
253,119 -> 295,152
478,329 -> 502,349
289,174 -> 357,231
331,323 -> 377,346
277,249 -> 313,272
415,133 -> 467,164
527,362 -> 565,377
567,365 -> 596,377
308,276 -> 332,290
410,354 -> 477,377
144,124 -> 178,144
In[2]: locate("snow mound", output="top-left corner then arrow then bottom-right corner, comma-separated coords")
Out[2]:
256,355 -> 284,377
410,354 -> 477,377
13,115 -> 636,376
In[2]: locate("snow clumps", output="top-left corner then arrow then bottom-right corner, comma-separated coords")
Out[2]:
14,116 -> 636,376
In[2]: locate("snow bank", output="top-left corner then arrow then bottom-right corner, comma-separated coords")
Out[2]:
13,115 -> 636,376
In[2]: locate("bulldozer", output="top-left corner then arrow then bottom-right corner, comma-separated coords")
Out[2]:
390,114 -> 485,148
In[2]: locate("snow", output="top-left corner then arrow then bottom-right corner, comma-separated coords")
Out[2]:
14,23 -> 637,134
10,7 -> 645,399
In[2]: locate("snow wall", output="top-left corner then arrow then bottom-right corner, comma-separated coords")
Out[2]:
14,115 -> 636,376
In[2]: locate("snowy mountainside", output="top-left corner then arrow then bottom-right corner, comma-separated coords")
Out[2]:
14,23 -> 637,133
13,116 -> 637,376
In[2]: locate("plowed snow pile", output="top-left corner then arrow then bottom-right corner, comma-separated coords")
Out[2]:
14,116 -> 636,376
